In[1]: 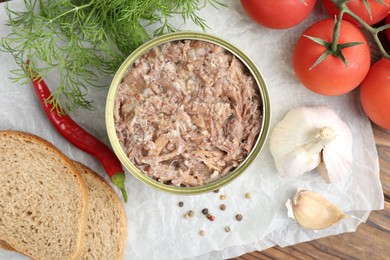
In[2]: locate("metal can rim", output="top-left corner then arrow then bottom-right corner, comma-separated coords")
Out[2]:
106,31 -> 271,195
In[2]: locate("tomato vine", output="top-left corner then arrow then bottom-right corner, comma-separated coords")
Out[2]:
306,0 -> 390,69
330,0 -> 390,60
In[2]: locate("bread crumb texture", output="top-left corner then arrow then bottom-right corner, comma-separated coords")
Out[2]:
0,131 -> 87,260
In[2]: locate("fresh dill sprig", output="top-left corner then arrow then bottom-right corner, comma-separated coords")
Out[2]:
0,0 -> 226,112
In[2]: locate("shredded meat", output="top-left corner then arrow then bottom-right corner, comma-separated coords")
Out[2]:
114,40 -> 262,187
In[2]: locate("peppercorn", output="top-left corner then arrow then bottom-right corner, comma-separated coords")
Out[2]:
245,193 -> 252,199
235,214 -> 243,221
183,213 -> 190,219
199,229 -> 206,236
202,208 -> 209,215
178,201 -> 184,207
188,210 -> 195,217
207,214 -> 215,221
224,226 -> 231,232
220,194 -> 226,200
213,189 -> 220,193
220,204 -> 226,211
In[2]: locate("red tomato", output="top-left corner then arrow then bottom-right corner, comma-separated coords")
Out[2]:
240,0 -> 317,29
293,19 -> 371,96
360,58 -> 390,130
322,0 -> 390,26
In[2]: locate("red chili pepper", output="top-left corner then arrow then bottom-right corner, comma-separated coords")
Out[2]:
28,66 -> 128,202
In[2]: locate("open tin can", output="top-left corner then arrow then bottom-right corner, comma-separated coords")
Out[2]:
106,31 -> 271,195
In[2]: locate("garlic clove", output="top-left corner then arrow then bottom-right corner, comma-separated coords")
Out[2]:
278,147 -> 321,179
290,190 -> 346,230
317,159 -> 331,183
317,121 -> 353,183
317,149 -> 352,183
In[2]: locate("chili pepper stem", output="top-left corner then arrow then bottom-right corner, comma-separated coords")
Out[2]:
111,172 -> 128,203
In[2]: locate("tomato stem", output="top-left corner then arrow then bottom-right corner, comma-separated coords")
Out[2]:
330,8 -> 345,52
345,9 -> 390,60
332,0 -> 390,60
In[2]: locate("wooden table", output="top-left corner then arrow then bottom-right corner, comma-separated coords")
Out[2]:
237,124 -> 390,259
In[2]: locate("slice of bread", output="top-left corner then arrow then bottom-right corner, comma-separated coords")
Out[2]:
73,162 -> 127,260
0,131 -> 89,260
0,162 -> 128,260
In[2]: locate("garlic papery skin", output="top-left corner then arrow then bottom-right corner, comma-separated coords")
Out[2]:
317,128 -> 353,183
287,190 -> 346,230
269,106 -> 353,182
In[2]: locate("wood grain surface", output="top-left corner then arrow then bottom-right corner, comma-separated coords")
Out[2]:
235,124 -> 390,260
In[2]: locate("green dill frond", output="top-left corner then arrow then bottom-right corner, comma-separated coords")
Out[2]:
0,0 -> 225,113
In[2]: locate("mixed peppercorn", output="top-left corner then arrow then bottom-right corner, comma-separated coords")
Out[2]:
178,191 -> 252,236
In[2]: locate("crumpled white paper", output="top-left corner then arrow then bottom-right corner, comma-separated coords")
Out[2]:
0,1 -> 384,259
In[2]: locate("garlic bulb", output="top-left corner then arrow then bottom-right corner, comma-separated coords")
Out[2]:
269,106 -> 353,183
286,190 -> 346,230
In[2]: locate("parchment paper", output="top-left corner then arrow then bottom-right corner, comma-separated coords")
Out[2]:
0,1 -> 384,259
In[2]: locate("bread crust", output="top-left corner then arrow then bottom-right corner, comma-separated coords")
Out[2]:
0,130 -> 89,260
73,162 -> 128,260
0,240 -> 14,251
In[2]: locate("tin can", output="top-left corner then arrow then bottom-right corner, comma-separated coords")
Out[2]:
106,31 -> 271,195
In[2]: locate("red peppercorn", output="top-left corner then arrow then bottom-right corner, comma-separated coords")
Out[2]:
207,214 -> 215,221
